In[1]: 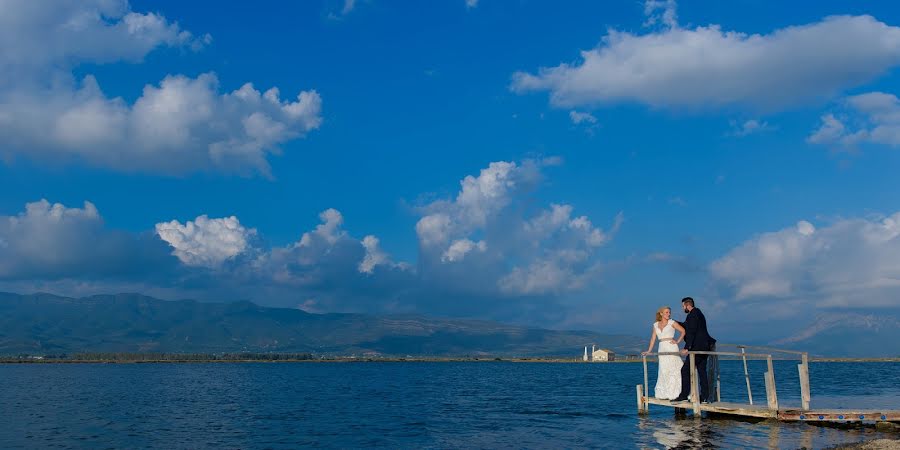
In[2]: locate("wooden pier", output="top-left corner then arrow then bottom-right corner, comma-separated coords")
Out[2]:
636,345 -> 900,425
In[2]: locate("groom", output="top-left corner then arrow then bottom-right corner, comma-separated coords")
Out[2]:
673,297 -> 716,403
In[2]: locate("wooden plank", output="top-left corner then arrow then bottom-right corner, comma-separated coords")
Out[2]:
715,359 -> 721,403
644,399 -> 776,419
702,402 -> 777,419
636,384 -> 645,414
725,344 -> 808,355
799,353 -> 810,410
642,355 -> 649,401
645,351 -> 771,358
741,347 -> 753,405
642,398 -> 899,423
647,397 -> 686,407
766,355 -> 778,411
690,353 -> 700,415
778,409 -> 900,423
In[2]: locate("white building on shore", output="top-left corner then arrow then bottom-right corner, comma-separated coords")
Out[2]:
583,344 -> 615,362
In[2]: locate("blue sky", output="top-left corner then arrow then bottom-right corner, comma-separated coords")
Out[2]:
2,0 -> 900,340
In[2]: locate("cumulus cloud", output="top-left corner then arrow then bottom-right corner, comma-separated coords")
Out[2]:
0,200 -> 413,313
1,162 -> 621,322
512,12 -> 900,110
0,0 -> 208,82
0,199 -> 174,280
155,215 -> 257,268
359,235 -> 399,274
416,161 -> 621,296
643,0 -> 677,29
441,239 -> 487,262
569,110 -> 597,125
300,209 -> 347,247
807,91 -> 900,148
729,119 -> 772,137
710,213 -> 900,307
0,0 -> 322,175
250,209 -> 407,293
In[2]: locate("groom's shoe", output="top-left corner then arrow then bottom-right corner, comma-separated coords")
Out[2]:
671,396 -> 689,402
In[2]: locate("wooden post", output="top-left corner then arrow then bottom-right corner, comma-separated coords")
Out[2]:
715,356 -> 721,403
637,384 -> 645,413
689,353 -> 700,415
765,355 -> 778,411
741,347 -> 753,405
642,355 -> 649,401
799,353 -> 810,410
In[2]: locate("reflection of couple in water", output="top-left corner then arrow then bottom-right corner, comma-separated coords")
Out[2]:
641,297 -> 716,402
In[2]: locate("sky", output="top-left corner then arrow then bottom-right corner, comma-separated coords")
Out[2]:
2,0 -> 900,341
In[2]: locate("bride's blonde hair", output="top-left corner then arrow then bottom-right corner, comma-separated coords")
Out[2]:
655,306 -> 670,322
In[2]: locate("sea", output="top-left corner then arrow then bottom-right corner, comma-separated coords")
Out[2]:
1,360 -> 898,449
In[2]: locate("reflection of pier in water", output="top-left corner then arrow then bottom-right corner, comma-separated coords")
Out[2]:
637,344 -> 900,426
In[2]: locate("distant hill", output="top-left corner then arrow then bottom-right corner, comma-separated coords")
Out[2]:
0,292 -> 643,357
769,312 -> 900,357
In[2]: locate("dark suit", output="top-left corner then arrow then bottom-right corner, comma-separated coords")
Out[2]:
677,307 -> 716,401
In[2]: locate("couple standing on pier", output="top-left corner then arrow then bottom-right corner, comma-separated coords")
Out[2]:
641,297 -> 716,403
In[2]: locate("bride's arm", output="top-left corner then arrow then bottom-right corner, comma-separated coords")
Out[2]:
641,328 -> 657,355
672,321 -> 686,345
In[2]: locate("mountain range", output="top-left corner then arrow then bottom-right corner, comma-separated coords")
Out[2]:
1,292 -> 896,357
0,292 -> 643,357
769,312 -> 900,357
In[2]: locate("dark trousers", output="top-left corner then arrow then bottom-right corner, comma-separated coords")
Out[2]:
678,354 -> 709,401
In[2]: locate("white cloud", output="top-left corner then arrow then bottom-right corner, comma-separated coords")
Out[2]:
0,199 -> 172,280
300,209 -> 346,247
255,209 -> 407,291
0,1 -> 322,175
417,161 -> 620,296
569,110 -> 598,125
466,0 -> 479,9
155,215 -> 256,268
441,239 -> 487,262
359,235 -> 394,274
1,163 -> 620,320
729,119 -> 772,137
710,213 -> 900,307
808,91 -> 900,148
415,213 -> 452,247
808,114 -> 850,145
0,0 -> 207,81
0,200 -> 414,313
643,0 -> 677,29
512,14 -> 900,110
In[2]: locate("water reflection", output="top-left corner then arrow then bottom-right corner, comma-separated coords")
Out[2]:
638,413 -> 873,450
639,416 -> 721,449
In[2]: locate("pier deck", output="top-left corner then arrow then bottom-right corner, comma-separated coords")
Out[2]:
636,345 -> 900,425
644,398 -> 900,423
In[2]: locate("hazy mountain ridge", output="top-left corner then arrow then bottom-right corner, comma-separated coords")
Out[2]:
769,312 -> 900,357
0,292 -> 643,357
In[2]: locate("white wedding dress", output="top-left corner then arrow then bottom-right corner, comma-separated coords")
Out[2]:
653,319 -> 683,400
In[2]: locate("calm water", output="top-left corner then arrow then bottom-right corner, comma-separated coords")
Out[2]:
1,361 -> 898,449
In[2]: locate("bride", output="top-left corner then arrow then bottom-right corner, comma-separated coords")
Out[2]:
641,306 -> 685,400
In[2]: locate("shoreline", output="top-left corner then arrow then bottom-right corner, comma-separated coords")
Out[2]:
827,438 -> 900,449
2,357 -> 899,364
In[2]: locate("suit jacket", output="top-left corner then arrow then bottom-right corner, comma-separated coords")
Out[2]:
680,308 -> 716,352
